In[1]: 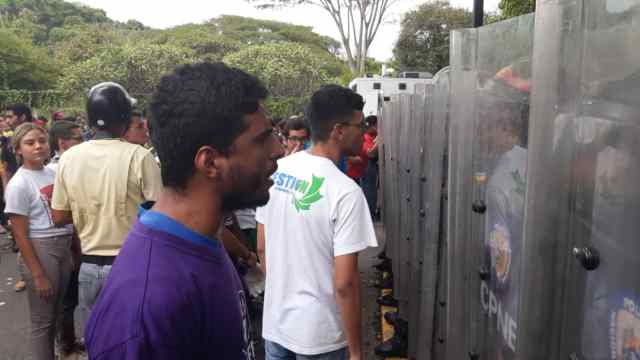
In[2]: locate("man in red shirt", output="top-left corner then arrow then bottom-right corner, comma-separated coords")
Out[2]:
361,116 -> 379,218
346,148 -> 368,184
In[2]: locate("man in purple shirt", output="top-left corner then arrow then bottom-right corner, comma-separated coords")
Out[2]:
84,62 -> 284,359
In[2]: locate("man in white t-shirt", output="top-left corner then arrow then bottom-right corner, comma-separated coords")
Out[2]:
256,85 -> 378,360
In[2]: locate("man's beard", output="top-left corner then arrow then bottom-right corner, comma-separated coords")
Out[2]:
222,190 -> 269,212
222,170 -> 271,212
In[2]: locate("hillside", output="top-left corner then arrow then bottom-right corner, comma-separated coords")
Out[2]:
0,0 -> 350,117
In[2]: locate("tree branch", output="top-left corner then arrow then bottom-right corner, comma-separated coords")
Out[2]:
247,0 -> 397,73
367,0 -> 393,47
320,0 -> 357,71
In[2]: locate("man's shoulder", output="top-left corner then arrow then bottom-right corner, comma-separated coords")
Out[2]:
330,168 -> 362,193
59,141 -> 95,161
131,145 -> 154,160
277,151 -> 307,166
96,229 -> 200,309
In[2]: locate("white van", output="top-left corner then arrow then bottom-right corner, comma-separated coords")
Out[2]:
348,73 -> 434,116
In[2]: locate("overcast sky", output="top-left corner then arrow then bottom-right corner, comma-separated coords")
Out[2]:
73,0 -> 500,61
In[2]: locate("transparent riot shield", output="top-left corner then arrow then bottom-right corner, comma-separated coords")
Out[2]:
396,93 -> 413,310
469,14 -> 534,360
446,27 -> 478,360
517,0 -> 585,358
521,1 -> 640,359
408,86 -> 429,359
378,97 -> 388,246
386,94 -> 403,287
381,97 -> 399,267
416,69 -> 450,360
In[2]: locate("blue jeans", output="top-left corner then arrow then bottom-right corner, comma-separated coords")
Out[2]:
78,262 -> 112,327
362,161 -> 378,218
265,340 -> 348,360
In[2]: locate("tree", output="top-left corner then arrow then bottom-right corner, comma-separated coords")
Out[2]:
248,0 -> 396,76
49,23 -> 127,65
0,28 -> 58,89
224,42 -> 332,117
0,0 -> 111,43
498,0 -> 535,19
211,15 -> 341,55
2,0 -> 351,115
393,1 -> 471,74
56,44 -> 197,107
161,23 -> 241,62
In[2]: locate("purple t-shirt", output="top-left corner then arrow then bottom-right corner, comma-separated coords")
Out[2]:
85,212 -> 254,359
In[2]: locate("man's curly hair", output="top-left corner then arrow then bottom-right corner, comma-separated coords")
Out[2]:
149,62 -> 268,190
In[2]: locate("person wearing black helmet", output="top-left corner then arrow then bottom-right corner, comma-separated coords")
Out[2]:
51,82 -> 162,326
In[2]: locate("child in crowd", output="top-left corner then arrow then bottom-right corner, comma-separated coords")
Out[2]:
4,123 -> 78,360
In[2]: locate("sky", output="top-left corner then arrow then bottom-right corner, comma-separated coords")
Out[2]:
73,0 -> 500,61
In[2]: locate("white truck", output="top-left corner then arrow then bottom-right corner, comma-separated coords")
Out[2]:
348,72 -> 434,116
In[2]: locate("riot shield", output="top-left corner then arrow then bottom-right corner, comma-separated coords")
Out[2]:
407,86 -> 429,359
446,27 -> 478,360
470,14 -> 534,360
383,96 -> 400,288
517,0 -> 585,358
446,13 -> 535,360
417,69 -> 450,359
386,94 -> 403,289
381,96 -> 399,267
378,96 -> 388,246
396,93 -> 413,309
435,72 -> 450,357
521,1 -> 640,359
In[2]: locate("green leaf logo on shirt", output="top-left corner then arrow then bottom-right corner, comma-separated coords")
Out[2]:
511,170 -> 526,196
293,175 -> 325,212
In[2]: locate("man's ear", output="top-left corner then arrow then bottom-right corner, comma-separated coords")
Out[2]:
330,123 -> 345,143
194,145 -> 225,180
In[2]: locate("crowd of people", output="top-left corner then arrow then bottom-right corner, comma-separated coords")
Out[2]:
0,61 -> 381,360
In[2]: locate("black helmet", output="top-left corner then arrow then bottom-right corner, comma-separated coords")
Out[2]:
86,82 -> 137,130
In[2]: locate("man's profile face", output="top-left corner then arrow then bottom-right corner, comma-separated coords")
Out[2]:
5,110 -> 21,129
222,105 -> 284,211
366,122 -> 378,136
60,127 -> 84,153
340,110 -> 365,156
123,115 -> 149,146
286,128 -> 309,154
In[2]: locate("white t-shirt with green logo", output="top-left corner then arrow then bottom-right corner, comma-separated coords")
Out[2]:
256,151 -> 378,355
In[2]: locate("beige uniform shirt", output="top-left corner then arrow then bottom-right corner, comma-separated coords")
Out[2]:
52,139 -> 162,256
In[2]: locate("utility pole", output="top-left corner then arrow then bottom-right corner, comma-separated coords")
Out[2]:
473,0 -> 484,27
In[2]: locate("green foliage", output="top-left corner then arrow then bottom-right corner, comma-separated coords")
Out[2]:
212,15 -> 340,54
163,24 -> 241,62
393,1 -> 472,75
265,97 -> 309,121
0,28 -> 58,89
365,58 -> 383,76
57,44 -> 197,108
49,23 -> 128,65
498,0 -> 535,19
0,2 -> 347,117
0,0 -> 111,43
224,42 -> 331,117
0,89 -> 65,116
